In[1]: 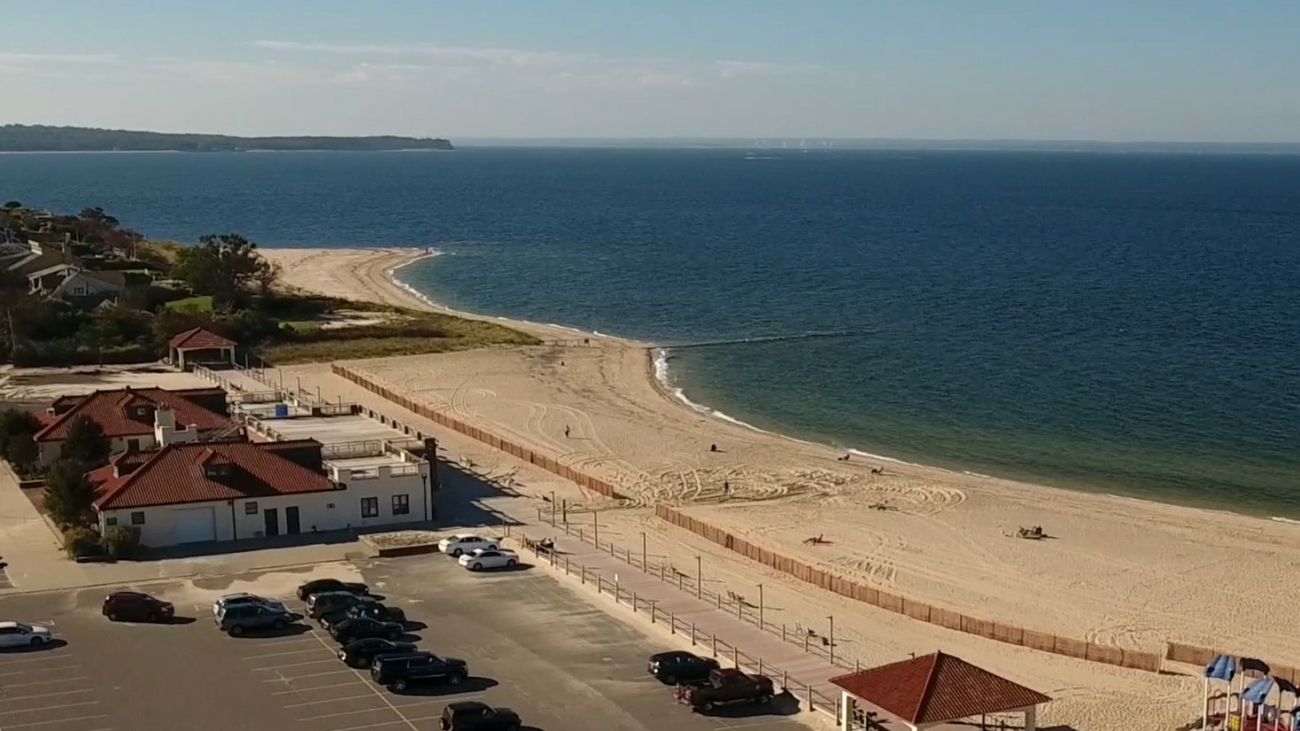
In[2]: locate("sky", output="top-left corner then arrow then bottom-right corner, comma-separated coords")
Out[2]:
2,0 -> 1298,142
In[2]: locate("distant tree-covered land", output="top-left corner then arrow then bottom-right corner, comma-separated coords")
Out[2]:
0,125 -> 453,152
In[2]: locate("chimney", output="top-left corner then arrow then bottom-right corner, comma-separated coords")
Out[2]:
154,408 -> 176,430
112,457 -> 142,479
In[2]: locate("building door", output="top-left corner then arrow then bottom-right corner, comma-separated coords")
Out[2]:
285,506 -> 301,535
263,508 -> 279,537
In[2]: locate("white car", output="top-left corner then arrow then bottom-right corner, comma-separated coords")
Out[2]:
438,534 -> 499,557
0,621 -> 53,648
211,593 -> 287,618
458,548 -> 520,571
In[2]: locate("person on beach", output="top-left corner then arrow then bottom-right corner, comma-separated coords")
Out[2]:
710,443 -> 718,452
564,425 -> 571,438
723,480 -> 730,497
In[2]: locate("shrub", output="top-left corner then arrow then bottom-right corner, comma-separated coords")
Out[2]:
100,525 -> 142,560
61,525 -> 100,558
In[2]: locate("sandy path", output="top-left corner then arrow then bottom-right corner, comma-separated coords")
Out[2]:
264,247 -> 1300,731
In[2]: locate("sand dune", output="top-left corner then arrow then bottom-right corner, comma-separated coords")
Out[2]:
264,247 -> 1300,731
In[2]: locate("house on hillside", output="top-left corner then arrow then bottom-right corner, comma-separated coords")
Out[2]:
87,439 -> 430,545
5,247 -> 73,278
34,387 -> 235,467
168,327 -> 237,370
48,268 -> 127,301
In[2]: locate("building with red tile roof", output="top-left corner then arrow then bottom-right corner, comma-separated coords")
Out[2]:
86,437 -> 432,546
167,327 -> 237,370
828,652 -> 1050,731
34,387 -> 233,467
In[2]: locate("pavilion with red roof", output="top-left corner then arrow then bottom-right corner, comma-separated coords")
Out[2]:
829,652 -> 1051,731
168,327 -> 237,370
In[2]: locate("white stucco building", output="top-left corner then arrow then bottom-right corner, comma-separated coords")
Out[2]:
88,437 -> 431,546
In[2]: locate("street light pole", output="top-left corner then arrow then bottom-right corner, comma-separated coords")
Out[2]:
758,583 -> 764,627
593,510 -> 599,546
828,615 -> 835,665
696,556 -> 702,599
641,532 -> 648,568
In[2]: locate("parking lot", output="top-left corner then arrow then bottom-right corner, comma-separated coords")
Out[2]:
0,555 -> 812,731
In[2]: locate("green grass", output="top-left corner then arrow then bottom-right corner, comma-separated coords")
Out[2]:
164,294 -> 213,312
259,312 -> 541,364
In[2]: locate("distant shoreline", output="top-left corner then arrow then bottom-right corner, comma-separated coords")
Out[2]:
0,124 -> 453,153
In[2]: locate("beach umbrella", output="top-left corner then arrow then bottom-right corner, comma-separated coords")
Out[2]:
1207,656 -> 1238,730
1243,677 -> 1276,731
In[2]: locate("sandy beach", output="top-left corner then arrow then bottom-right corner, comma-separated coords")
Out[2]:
262,247 -> 1300,731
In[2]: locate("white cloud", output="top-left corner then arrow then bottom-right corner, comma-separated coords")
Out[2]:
252,40 -> 820,89
715,60 -> 822,78
0,52 -> 120,65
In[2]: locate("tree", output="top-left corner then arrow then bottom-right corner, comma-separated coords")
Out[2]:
44,460 -> 97,528
173,233 -> 278,309
61,415 -> 111,469
0,408 -> 41,472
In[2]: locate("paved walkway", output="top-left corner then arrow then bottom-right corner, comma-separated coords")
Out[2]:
506,516 -> 850,718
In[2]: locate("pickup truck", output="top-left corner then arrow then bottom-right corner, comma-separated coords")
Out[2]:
675,668 -> 776,712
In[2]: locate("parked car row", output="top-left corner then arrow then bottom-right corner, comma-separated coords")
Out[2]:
297,579 -> 525,731
438,534 -> 520,571
648,650 -> 777,714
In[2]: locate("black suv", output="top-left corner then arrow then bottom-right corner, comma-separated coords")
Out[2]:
439,701 -> 521,731
647,651 -> 720,685
338,638 -> 417,668
217,603 -> 296,636
329,616 -> 405,643
320,601 -> 407,629
307,591 -> 372,619
370,652 -> 469,691
297,578 -> 369,601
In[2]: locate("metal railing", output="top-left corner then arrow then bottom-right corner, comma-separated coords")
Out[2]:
506,524 -> 843,721
535,509 -> 859,671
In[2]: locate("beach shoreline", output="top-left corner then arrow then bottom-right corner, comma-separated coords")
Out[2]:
262,245 -> 1300,731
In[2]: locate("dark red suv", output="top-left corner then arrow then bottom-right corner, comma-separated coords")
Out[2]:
102,591 -> 175,623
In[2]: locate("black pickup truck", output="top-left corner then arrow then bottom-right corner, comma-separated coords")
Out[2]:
676,668 -> 776,712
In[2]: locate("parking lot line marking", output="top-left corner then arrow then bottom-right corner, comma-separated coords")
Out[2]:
304,632 -> 418,731
1,676 -> 88,690
248,637 -> 320,647
282,693 -> 377,709
251,659 -> 338,671
0,655 -> 74,667
0,700 -> 100,716
271,680 -> 362,696
6,714 -> 108,729
242,648 -> 325,660
298,705 -> 400,722
0,665 -> 78,678
0,688 -> 93,702
262,670 -> 352,683
392,696 -> 481,710
318,720 -> 409,731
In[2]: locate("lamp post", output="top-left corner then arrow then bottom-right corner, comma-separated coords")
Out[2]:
593,510 -> 599,546
828,615 -> 835,665
641,532 -> 648,569
550,491 -> 556,524
420,472 -> 429,522
696,556 -> 702,599
757,583 -> 765,627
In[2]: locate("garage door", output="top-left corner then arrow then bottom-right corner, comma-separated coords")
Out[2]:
173,507 -> 217,543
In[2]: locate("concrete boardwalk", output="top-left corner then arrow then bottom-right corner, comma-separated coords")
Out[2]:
504,513 -> 854,722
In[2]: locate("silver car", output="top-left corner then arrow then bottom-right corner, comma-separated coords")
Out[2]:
211,593 -> 287,618
0,621 -> 53,648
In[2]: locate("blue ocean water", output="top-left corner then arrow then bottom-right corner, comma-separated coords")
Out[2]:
4,148 -> 1298,514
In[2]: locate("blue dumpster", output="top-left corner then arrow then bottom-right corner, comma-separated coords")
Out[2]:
273,403 -> 289,418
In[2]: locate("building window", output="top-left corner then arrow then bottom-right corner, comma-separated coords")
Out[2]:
105,516 -> 118,527
131,511 -> 145,525
360,497 -> 379,518
126,438 -> 140,452
245,502 -> 258,515
392,494 -> 410,515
